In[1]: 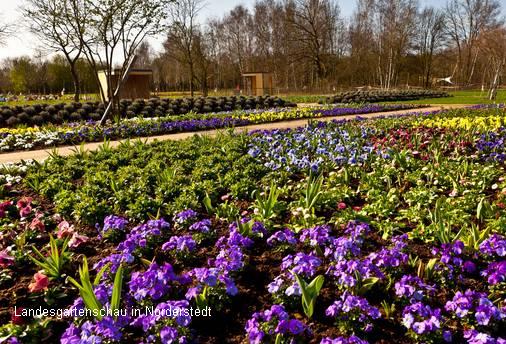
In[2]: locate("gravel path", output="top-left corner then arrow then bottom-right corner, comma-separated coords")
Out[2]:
0,104 -> 468,164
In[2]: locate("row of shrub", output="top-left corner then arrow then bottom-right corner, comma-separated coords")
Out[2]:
0,95 -> 296,128
320,89 -> 451,104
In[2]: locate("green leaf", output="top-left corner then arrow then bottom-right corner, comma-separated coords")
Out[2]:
110,264 -> 124,319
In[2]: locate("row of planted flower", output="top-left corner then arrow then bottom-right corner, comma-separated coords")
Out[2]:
0,104 -> 421,152
1,105 -> 505,343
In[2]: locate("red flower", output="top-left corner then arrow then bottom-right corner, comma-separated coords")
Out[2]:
28,272 -> 49,293
11,307 -> 25,325
19,205 -> 32,218
0,200 -> 13,218
497,202 -> 505,209
352,206 -> 362,212
337,202 -> 347,210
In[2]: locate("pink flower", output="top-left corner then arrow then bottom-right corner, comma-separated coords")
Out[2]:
16,197 -> 32,210
353,206 -> 362,212
28,272 -> 49,293
337,202 -> 347,210
57,221 -> 75,239
29,213 -> 45,231
0,249 -> 15,268
69,233 -> 89,248
19,205 -> 32,218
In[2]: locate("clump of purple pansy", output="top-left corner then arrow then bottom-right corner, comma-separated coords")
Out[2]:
300,224 -> 332,247
130,300 -> 191,342
326,258 -> 384,289
129,262 -> 181,301
61,315 -> 130,343
480,234 -> 506,258
117,218 -> 169,256
162,235 -> 197,254
189,219 -> 212,233
267,228 -> 298,247
268,253 -> 322,297
367,234 -> 409,270
481,261 -> 506,285
324,221 -> 370,261
320,336 -> 369,344
245,304 -> 310,344
215,223 -> 255,249
463,329 -> 506,344
184,266 -> 239,308
431,240 -> 471,283
402,302 -> 447,340
99,215 -> 128,239
94,251 -> 135,275
325,291 -> 381,333
445,289 -> 505,326
173,209 -> 198,226
394,275 -> 436,302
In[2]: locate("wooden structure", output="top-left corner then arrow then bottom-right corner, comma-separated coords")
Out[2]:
242,72 -> 273,96
98,69 -> 152,101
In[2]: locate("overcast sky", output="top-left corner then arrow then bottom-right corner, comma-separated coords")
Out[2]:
0,0 -> 494,61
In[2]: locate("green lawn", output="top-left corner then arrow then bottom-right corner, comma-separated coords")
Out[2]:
1,89 -> 504,107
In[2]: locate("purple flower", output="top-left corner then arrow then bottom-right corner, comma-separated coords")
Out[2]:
481,261 -> 506,285
160,326 -> 178,344
275,319 -> 308,335
320,336 -> 369,344
394,275 -> 435,301
189,219 -> 212,233
101,215 -> 128,234
464,329 -> 506,344
281,253 -> 321,277
402,302 -> 442,335
174,209 -> 198,225
325,292 -> 380,332
245,305 -> 308,343
267,229 -> 298,246
129,263 -> 177,301
162,235 -> 197,252
479,234 -> 506,257
300,225 -> 331,246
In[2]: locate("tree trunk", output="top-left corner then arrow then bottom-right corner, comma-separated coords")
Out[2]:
70,61 -> 81,102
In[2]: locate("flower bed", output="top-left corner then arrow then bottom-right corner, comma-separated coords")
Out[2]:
0,104 -> 422,152
0,105 -> 505,343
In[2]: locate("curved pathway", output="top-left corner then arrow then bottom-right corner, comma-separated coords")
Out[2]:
0,104 -> 468,164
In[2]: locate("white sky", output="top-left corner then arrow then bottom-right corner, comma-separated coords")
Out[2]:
0,0 -> 498,62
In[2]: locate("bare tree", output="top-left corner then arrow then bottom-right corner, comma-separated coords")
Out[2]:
416,7 -> 446,88
67,0 -> 169,117
286,0 -> 342,86
23,0 -> 84,101
166,0 -> 206,97
375,0 -> 418,89
445,0 -> 503,85
0,16 -> 12,46
478,28 -> 506,100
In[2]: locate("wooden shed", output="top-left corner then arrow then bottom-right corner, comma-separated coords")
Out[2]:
242,72 -> 273,96
98,69 -> 153,101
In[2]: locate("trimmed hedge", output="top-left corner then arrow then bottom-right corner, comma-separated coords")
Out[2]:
321,90 -> 451,104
